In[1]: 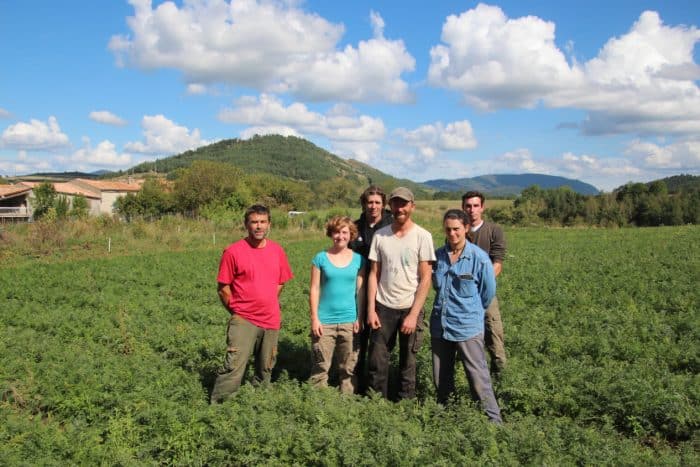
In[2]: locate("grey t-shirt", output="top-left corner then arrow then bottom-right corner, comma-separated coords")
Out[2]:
369,224 -> 436,308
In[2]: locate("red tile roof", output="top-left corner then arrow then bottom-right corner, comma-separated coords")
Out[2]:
74,178 -> 141,192
15,181 -> 101,198
53,182 -> 101,199
0,185 -> 32,198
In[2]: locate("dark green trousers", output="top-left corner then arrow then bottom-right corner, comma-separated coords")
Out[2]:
210,314 -> 279,404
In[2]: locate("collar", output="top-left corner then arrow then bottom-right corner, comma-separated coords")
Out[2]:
470,220 -> 484,232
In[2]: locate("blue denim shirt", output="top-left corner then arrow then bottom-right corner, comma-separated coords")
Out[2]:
431,243 -> 496,341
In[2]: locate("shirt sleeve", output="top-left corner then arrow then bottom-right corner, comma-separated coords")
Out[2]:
278,246 -> 294,284
419,229 -> 437,262
217,248 -> 235,285
478,257 -> 496,309
489,224 -> 506,263
311,251 -> 323,269
368,233 -> 380,263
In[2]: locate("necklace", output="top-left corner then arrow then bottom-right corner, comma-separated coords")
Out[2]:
449,244 -> 465,257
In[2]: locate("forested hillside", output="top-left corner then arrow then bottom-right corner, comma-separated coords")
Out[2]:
125,134 -> 430,198
640,174 -> 700,193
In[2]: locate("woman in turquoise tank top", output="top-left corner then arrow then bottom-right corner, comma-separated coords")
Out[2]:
309,216 -> 366,394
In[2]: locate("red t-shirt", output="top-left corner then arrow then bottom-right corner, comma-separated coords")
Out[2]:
217,238 -> 293,330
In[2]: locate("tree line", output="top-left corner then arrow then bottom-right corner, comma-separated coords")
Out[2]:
110,165 -> 700,227
486,182 -> 700,227
113,160 -> 362,222
28,161 -> 699,228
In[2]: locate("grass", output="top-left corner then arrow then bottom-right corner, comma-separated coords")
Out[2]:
0,216 -> 698,465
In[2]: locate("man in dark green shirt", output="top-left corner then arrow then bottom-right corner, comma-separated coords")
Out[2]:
462,191 -> 507,375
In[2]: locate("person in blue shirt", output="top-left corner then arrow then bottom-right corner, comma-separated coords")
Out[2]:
309,216 -> 366,394
431,209 -> 502,423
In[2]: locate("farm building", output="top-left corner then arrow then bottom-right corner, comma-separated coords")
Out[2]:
0,184 -> 33,223
0,178 -> 142,221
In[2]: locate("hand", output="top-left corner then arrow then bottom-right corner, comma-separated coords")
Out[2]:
400,313 -> 418,334
311,318 -> 324,338
353,319 -> 362,333
367,310 -> 381,330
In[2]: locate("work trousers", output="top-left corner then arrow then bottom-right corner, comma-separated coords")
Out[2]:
210,314 -> 278,404
355,324 -> 371,394
484,296 -> 506,372
309,323 -> 359,394
368,302 -> 424,400
431,334 -> 502,423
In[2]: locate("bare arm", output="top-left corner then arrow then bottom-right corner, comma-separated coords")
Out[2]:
309,265 -> 323,337
366,261 -> 381,329
217,282 -> 232,312
354,266 -> 366,333
400,260 -> 433,334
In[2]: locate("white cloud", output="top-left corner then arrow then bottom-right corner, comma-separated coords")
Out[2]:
1,116 -> 70,151
186,83 -> 208,95
428,5 -> 700,136
330,140 -> 380,163
498,148 -> 550,173
89,110 -> 128,126
428,3 -> 580,110
0,157 -> 52,176
240,125 -> 300,139
110,1 -> 414,103
124,115 -> 211,155
66,138 -> 132,167
624,139 -> 700,169
394,121 -> 477,163
370,10 -> 385,38
0,108 -> 10,119
219,94 -> 386,143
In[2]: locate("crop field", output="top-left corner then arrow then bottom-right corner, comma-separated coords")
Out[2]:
1,223 -> 698,465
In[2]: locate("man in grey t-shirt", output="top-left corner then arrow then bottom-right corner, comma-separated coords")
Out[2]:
366,187 -> 436,400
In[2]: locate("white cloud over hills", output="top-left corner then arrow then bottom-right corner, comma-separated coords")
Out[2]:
428,6 -> 700,137
2,2 -> 698,191
124,115 -> 211,155
109,0 -> 415,103
1,117 -> 70,151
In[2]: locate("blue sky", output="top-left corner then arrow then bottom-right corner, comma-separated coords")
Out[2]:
1,1 -> 699,191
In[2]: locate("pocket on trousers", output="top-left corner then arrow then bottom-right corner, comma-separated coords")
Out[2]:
222,346 -> 240,372
411,326 -> 424,353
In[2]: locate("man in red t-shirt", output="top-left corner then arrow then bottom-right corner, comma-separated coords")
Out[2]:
210,205 -> 293,403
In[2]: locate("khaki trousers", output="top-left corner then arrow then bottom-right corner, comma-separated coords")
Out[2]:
484,296 -> 506,372
309,323 -> 359,394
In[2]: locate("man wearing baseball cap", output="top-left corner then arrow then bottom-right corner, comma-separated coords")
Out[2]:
366,187 -> 436,400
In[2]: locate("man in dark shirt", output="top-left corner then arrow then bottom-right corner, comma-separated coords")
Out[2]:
349,185 -> 393,394
462,191 -> 507,375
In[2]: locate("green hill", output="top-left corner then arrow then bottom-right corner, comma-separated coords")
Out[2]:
127,134 -> 432,198
646,174 -> 700,193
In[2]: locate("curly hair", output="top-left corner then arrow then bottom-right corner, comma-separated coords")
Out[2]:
325,215 -> 358,241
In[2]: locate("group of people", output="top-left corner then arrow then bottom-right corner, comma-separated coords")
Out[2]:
209,187 -> 507,424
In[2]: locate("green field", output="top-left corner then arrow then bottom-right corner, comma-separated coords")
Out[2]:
1,223 -> 698,465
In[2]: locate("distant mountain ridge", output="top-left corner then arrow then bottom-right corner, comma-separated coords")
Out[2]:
423,173 -> 600,196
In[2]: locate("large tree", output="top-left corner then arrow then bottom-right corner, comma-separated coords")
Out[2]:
174,161 -> 244,215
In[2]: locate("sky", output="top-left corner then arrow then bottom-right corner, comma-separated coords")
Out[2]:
1,1 -> 699,191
